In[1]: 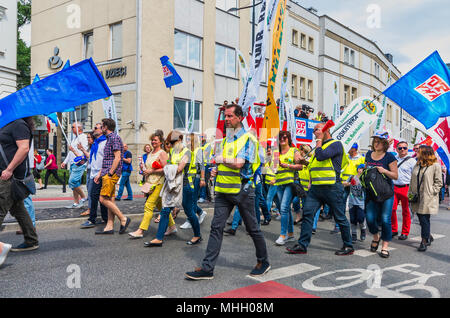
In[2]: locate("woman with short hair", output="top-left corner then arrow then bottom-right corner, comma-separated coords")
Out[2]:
408,145 -> 443,252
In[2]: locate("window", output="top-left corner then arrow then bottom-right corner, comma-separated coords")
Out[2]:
300,77 -> 306,99
292,29 -> 299,47
174,30 -> 202,69
110,22 -> 122,60
84,32 -> 93,59
307,80 -> 313,101
174,99 -> 202,133
300,33 -> 306,49
351,87 -> 357,102
215,44 -> 236,77
374,62 -> 380,78
350,50 -> 355,66
344,48 -> 350,64
70,104 -> 92,131
291,74 -> 298,97
344,85 -> 350,105
216,0 -> 237,15
308,37 -> 314,53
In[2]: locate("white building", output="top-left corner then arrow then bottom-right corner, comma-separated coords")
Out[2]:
0,0 -> 19,99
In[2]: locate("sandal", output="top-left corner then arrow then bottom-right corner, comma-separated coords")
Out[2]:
379,249 -> 390,258
154,215 -> 160,223
80,211 -> 90,217
172,208 -> 180,220
370,240 -> 380,252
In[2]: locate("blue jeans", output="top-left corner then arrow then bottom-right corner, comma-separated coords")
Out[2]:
255,182 -> 270,222
313,204 -> 329,230
298,184 -> 353,249
266,184 -> 280,212
156,183 -> 200,240
117,171 -> 133,199
23,195 -> 36,227
193,177 -> 204,216
366,196 -> 394,242
277,184 -> 295,236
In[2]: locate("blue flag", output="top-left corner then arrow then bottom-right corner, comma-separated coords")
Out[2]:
160,56 -> 183,89
0,58 -> 111,129
383,51 -> 450,129
46,59 -> 73,127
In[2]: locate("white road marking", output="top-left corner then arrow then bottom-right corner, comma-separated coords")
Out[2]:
148,295 -> 167,298
409,234 -> 445,242
353,246 -> 396,257
247,263 -> 321,282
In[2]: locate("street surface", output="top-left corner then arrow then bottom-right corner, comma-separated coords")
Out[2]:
1,185 -> 449,298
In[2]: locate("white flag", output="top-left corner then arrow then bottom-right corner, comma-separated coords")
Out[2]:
102,95 -> 119,133
187,81 -> 195,134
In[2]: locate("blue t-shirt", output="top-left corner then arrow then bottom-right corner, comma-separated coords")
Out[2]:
122,150 -> 133,172
365,150 -> 396,186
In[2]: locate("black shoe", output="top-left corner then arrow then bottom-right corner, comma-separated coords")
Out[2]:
335,246 -> 354,256
352,233 -> 357,243
144,241 -> 163,247
185,268 -> 214,280
398,234 -> 408,240
418,242 -> 427,252
124,198 -> 133,201
427,236 -> 434,246
261,219 -> 271,226
312,229 -> 316,235
286,244 -> 307,254
119,217 -> 131,234
187,237 -> 203,245
249,261 -> 271,277
392,231 -> 399,237
95,229 -> 114,235
360,229 -> 366,241
223,228 -> 236,236
10,242 -> 39,252
115,198 -> 121,201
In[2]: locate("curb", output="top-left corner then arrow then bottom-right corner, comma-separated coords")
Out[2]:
1,207 -> 215,233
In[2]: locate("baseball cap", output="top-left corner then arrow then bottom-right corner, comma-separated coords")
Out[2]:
351,143 -> 358,150
371,131 -> 389,140
357,164 -> 365,170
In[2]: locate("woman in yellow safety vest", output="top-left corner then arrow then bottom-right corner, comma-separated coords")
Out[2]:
145,131 -> 202,247
274,131 -> 305,246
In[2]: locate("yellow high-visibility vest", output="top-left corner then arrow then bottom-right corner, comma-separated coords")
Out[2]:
340,154 -> 365,183
298,167 -> 310,191
170,147 -> 193,188
275,147 -> 297,186
308,140 -> 349,185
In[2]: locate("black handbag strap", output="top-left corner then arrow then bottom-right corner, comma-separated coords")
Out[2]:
398,156 -> 412,169
417,166 -> 429,200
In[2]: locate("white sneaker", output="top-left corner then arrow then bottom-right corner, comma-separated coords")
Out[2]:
275,236 -> 286,246
164,226 -> 178,236
285,236 -> 295,242
180,221 -> 192,229
275,213 -> 281,221
198,198 -> 205,203
0,243 -> 12,267
79,198 -> 88,205
66,203 -> 81,209
198,211 -> 207,224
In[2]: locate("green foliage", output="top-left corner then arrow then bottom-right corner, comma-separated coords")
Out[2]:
17,0 -> 32,90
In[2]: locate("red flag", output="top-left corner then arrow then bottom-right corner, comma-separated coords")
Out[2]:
420,136 -> 433,146
46,118 -> 51,133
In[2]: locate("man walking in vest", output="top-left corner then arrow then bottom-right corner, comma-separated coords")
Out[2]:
286,122 -> 354,255
185,105 -> 270,280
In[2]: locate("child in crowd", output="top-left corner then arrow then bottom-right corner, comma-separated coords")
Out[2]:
344,164 -> 367,242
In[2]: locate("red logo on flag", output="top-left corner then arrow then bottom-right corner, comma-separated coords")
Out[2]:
415,74 -> 450,102
296,120 -> 307,137
162,66 -> 172,78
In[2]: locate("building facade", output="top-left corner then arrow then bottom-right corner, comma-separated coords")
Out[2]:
31,0 -> 413,179
0,0 -> 19,99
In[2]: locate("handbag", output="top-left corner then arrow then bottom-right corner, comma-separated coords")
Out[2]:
0,144 -> 36,201
408,166 -> 428,203
291,182 -> 307,198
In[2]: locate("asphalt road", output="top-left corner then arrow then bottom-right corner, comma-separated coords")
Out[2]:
1,202 -> 450,299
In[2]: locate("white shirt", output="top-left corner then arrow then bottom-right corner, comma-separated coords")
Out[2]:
63,133 -> 88,166
89,140 -> 106,179
393,154 -> 416,186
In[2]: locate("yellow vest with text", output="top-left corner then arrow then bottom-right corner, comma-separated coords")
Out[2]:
275,147 -> 297,186
308,140 -> 349,185
215,133 -> 260,194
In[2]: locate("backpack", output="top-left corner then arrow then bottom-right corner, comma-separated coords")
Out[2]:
361,167 -> 394,203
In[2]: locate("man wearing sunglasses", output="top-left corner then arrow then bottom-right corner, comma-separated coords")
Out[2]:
391,141 -> 416,240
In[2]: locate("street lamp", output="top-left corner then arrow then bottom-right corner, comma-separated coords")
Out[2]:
227,1 -> 264,53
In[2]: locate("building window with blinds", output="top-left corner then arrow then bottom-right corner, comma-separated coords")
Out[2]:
300,77 -> 306,99
110,22 -> 122,60
216,0 -> 238,15
174,99 -> 202,133
307,80 -> 313,101
291,74 -> 298,97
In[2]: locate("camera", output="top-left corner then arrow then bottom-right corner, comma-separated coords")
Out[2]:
299,104 -> 314,119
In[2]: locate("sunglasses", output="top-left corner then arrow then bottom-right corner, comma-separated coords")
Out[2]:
397,147 -> 408,150
280,136 -> 288,140
313,128 -> 321,132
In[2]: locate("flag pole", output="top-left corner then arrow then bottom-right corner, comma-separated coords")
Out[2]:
56,117 -> 70,145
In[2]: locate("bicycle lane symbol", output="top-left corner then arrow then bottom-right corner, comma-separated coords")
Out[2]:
301,264 -> 445,298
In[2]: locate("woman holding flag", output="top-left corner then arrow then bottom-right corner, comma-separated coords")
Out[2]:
274,131 -> 304,246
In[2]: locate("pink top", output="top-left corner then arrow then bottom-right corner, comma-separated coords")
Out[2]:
46,154 -> 58,170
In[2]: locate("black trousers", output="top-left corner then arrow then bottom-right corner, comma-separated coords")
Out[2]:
417,214 -> 431,240
201,186 -> 268,273
44,169 -> 65,187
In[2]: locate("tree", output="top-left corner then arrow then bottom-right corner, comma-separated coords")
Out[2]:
17,0 -> 31,90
